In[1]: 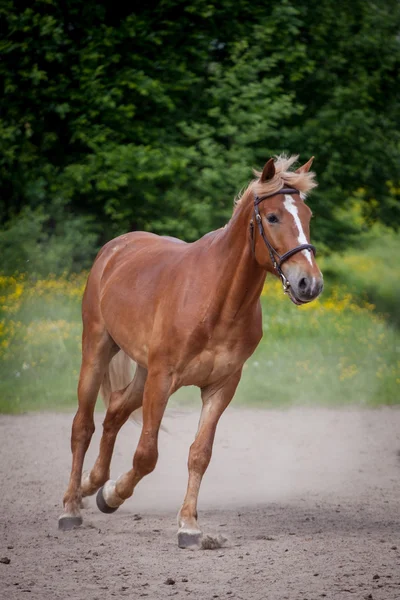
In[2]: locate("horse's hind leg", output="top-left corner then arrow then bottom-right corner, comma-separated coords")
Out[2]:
95,369 -> 172,513
177,369 -> 242,548
81,364 -> 147,499
58,328 -> 116,531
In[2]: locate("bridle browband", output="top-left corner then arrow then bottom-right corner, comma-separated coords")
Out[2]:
249,187 -> 316,294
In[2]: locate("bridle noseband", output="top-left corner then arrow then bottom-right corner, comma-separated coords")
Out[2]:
249,187 -> 316,294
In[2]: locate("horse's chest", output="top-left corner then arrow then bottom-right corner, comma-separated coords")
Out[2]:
209,345 -> 245,378
180,332 -> 259,387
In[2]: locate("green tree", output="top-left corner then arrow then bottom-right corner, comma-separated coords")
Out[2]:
1,0 -> 399,275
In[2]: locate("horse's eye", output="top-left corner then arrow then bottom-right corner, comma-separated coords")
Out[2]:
267,214 -> 279,224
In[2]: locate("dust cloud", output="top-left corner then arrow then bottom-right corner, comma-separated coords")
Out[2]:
96,406 -> 395,513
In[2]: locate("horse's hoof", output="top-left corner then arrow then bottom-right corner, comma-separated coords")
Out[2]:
96,486 -> 119,514
58,515 -> 83,531
178,530 -> 202,549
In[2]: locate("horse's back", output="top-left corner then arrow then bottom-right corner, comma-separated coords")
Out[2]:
82,232 -> 184,318
98,231 -> 185,264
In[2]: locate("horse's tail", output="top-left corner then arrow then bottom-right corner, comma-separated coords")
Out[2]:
99,350 -> 143,425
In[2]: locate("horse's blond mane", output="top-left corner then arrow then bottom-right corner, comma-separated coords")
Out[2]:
234,154 -> 317,210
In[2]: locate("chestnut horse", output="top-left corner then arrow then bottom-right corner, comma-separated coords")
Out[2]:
59,155 -> 323,547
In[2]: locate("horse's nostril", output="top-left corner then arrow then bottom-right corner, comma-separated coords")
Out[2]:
298,277 -> 308,291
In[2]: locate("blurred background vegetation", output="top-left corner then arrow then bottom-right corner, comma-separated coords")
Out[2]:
0,0 -> 399,411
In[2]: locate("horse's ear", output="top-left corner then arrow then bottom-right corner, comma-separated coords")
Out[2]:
260,158 -> 275,182
296,156 -> 314,173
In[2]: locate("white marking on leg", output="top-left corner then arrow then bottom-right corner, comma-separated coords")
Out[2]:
102,479 -> 124,508
283,195 -> 313,266
81,471 -> 90,488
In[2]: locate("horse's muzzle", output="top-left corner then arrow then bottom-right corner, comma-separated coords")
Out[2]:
289,274 -> 324,304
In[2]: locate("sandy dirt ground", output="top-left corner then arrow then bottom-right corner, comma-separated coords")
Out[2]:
1,407 -> 400,600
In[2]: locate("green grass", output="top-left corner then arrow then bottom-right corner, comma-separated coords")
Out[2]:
0,274 -> 84,412
0,230 -> 399,413
321,226 -> 400,326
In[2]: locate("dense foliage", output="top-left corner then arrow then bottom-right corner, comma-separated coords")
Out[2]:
1,0 -> 400,275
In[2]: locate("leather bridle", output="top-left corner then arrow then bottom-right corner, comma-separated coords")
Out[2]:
249,187 -> 316,294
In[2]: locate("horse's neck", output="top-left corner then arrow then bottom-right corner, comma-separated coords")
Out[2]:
207,197 -> 266,318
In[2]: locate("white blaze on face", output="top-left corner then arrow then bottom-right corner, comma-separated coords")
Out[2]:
283,195 -> 313,266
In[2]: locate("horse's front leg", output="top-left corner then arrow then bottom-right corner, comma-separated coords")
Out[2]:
95,369 -> 172,512
177,369 -> 242,549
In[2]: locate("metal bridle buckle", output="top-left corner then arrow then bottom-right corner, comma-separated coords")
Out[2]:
280,272 -> 291,294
